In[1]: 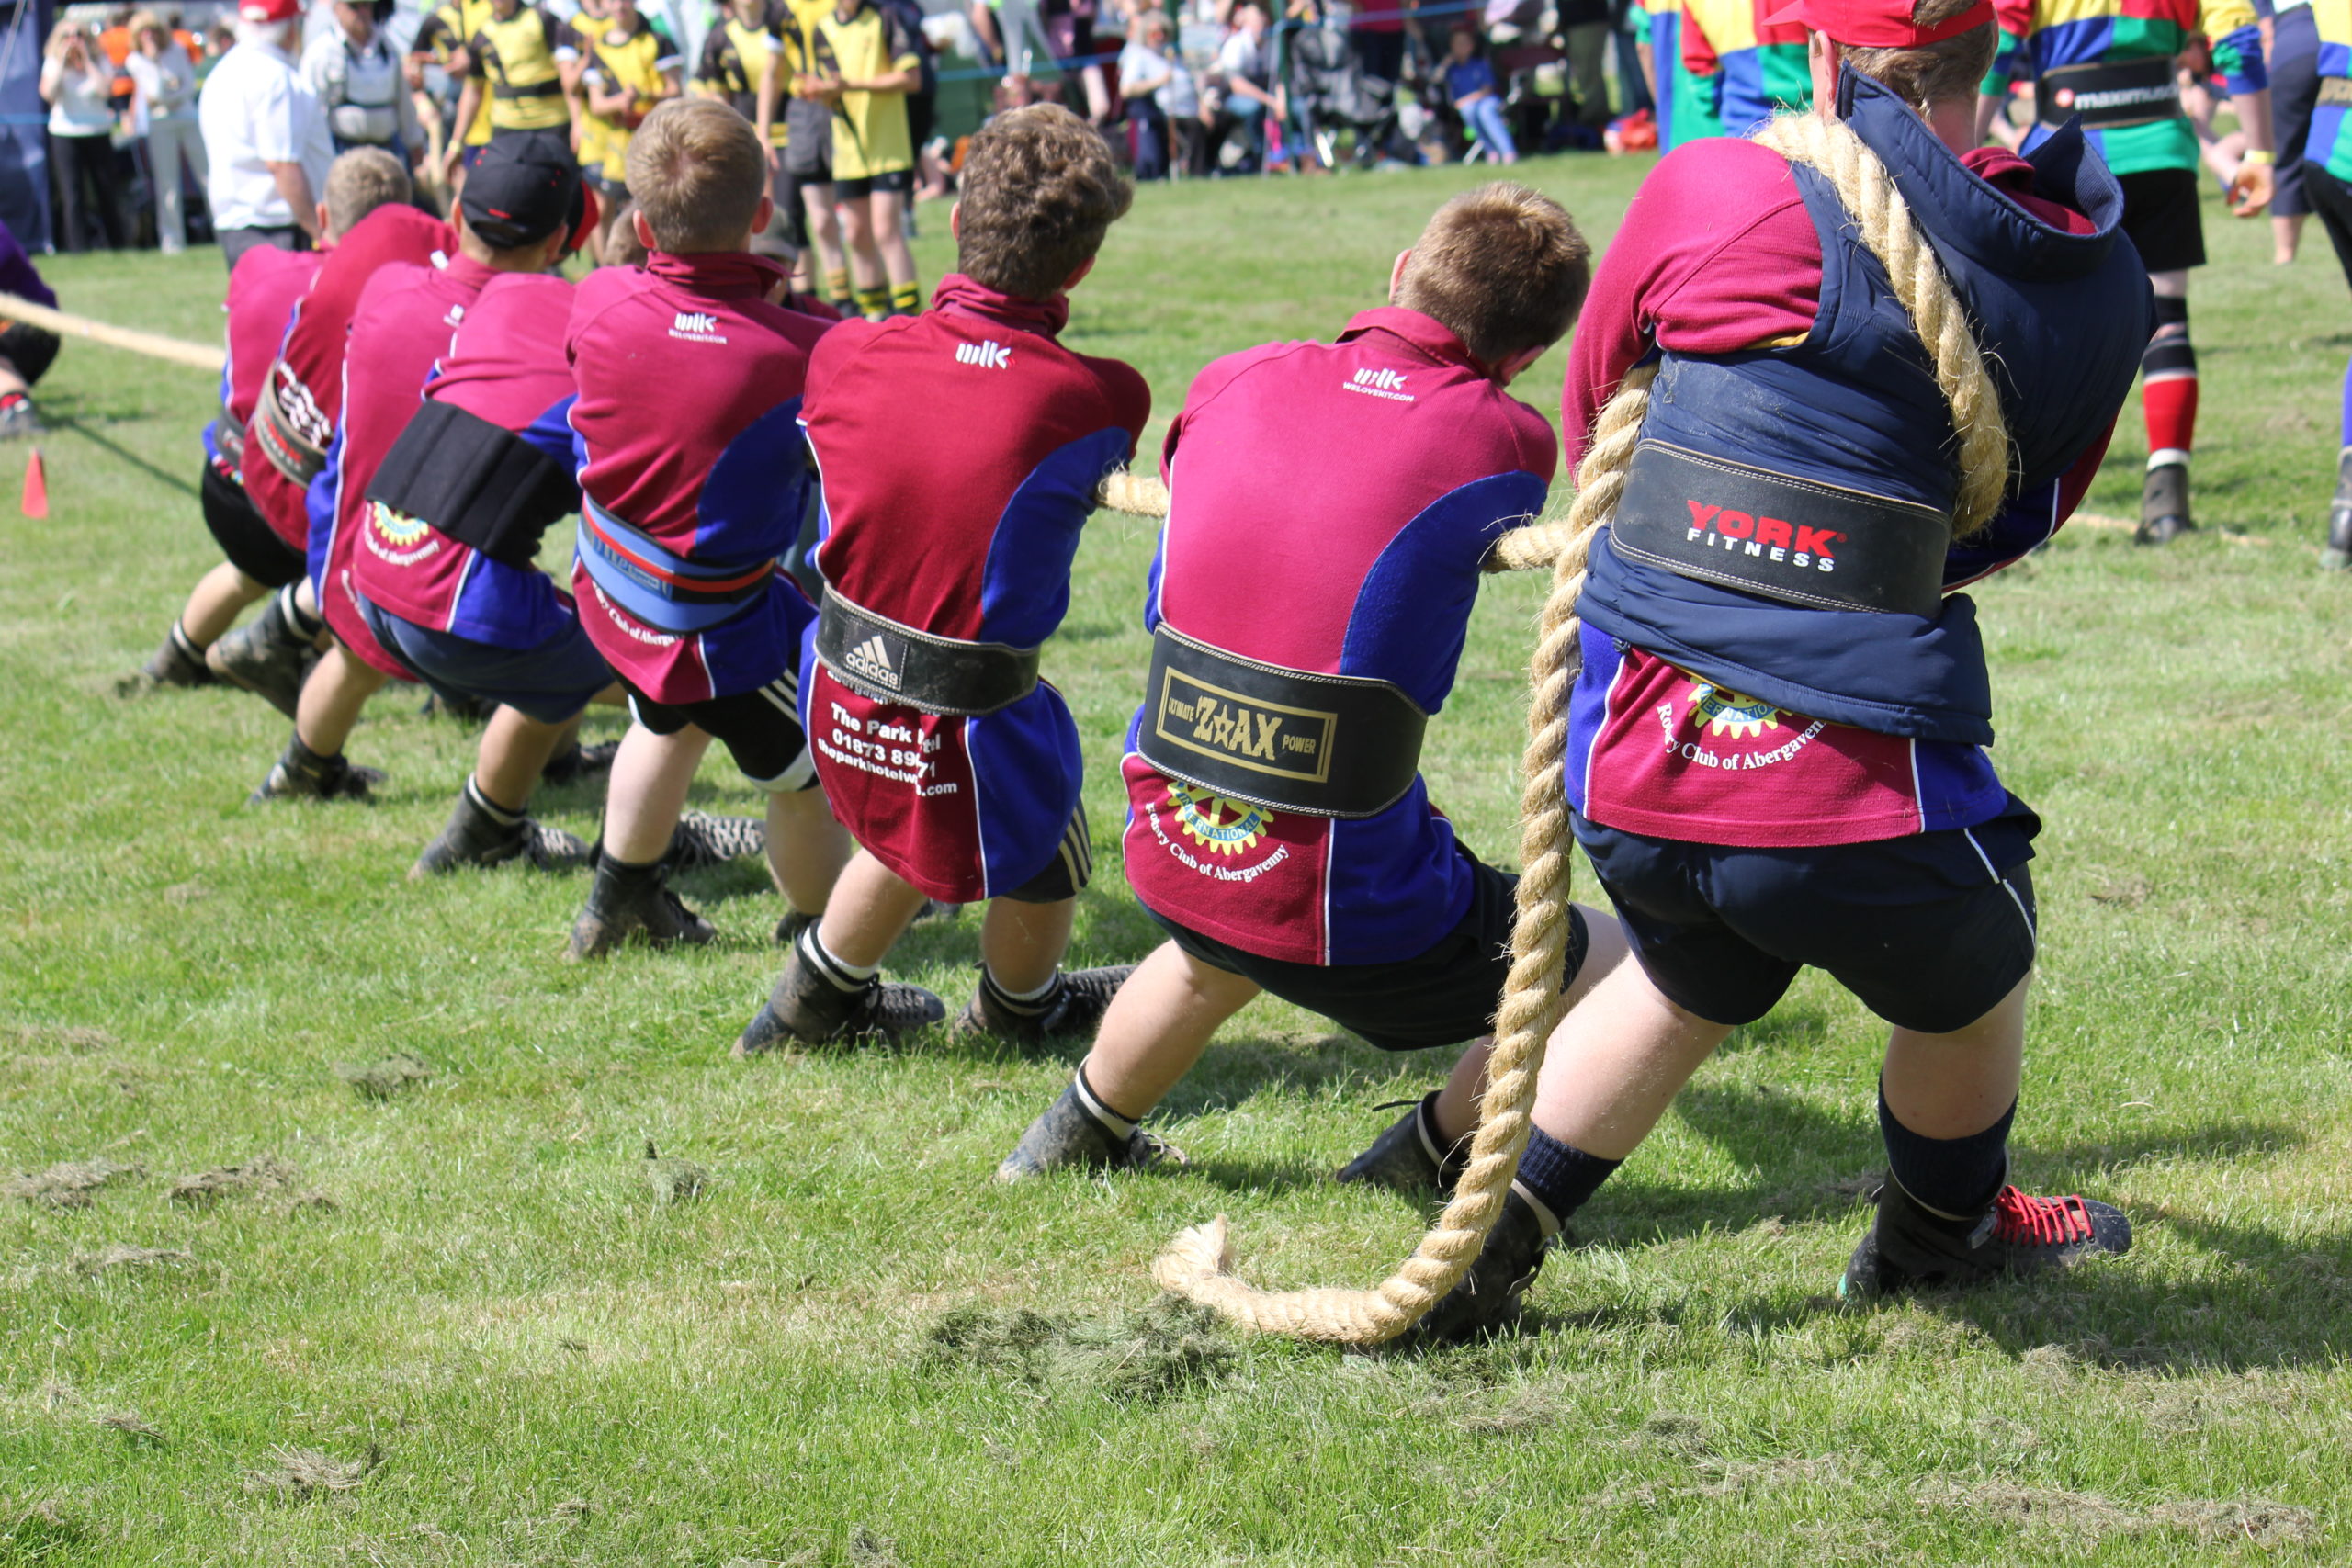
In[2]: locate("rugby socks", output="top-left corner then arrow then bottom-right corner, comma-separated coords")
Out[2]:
823,267 -> 852,312
1511,1124 -> 1622,1236
2142,296 -> 2197,471
855,284 -> 890,321
797,924 -> 878,991
276,583 -> 325,645
1877,1086 -> 2016,1223
169,620 -> 205,663
1069,1060 -> 1141,1140
888,281 -> 920,317
1409,1091 -> 1472,1190
981,965 -> 1061,1008
462,774 -> 526,829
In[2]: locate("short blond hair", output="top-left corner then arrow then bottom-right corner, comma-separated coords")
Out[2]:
956,105 -> 1131,300
1841,0 -> 1998,107
322,147 -> 413,239
626,98 -> 767,254
1395,183 -> 1590,366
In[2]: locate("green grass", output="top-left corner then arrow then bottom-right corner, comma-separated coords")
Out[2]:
5,156 -> 2351,1566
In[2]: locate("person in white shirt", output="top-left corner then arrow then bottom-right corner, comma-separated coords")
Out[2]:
1206,0 -> 1275,172
127,11 -> 209,254
198,0 -> 336,267
40,19 -> 130,251
300,0 -> 419,162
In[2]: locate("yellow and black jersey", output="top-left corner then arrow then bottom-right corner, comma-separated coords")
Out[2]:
810,0 -> 918,179
695,6 -> 786,144
573,12 -> 682,183
466,3 -> 571,132
413,0 -> 495,145
775,0 -> 831,87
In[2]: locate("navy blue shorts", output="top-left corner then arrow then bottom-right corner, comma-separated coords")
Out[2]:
1572,800 -> 2040,1035
358,596 -> 611,726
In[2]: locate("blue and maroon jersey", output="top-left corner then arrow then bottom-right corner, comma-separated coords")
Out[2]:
799,274 -> 1150,904
566,250 -> 831,705
348,271 -> 582,650
244,205 -> 453,553
313,253 -> 500,679
1122,309 -> 1555,967
209,244 -> 321,479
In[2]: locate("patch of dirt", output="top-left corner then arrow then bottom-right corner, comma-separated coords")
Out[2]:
334,1053 -> 431,1101
2149,1499 -> 2322,1548
5,1157 -> 142,1208
0,1497 -> 94,1556
1692,1455 -> 1845,1499
97,1411 -> 164,1447
847,1526 -> 902,1567
72,1243 -> 193,1276
1452,1383 -> 1584,1437
1925,1481 -> 2321,1549
169,1155 -> 300,1207
643,1142 -> 708,1203
5,1024 -> 116,1055
247,1444 -> 381,1497
922,1298 -> 1238,1402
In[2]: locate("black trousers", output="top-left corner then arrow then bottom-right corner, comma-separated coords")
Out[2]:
51,131 -> 127,252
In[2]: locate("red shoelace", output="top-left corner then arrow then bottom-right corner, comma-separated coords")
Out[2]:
1988,1186 -> 2095,1246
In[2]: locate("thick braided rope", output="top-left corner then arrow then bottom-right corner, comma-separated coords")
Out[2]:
1151,367 -> 1659,1345
1754,111 -> 2010,536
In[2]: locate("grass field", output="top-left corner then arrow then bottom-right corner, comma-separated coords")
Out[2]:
4,152 -> 2351,1566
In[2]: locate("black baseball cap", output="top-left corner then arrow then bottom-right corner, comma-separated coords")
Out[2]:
460,137 -> 594,253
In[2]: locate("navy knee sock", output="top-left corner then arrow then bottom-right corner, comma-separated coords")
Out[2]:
1878,1084 -> 2015,1220
1514,1124 -> 1622,1231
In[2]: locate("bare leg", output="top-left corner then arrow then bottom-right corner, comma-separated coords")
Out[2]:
2273,210 -> 2305,265
601,724 -> 712,863
813,848 -> 931,966
1076,942 -> 1262,1117
1880,976 -> 2028,1141
1430,904 -> 1634,1144
293,642 -> 390,757
871,188 -> 917,292
978,894 -> 1075,995
765,785 -> 851,914
839,194 -> 885,296
1526,958 -> 1736,1161
181,562 -> 268,647
473,705 -> 582,813
801,182 -> 850,293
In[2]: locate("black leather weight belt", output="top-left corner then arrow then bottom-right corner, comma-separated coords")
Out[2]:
2035,57 -> 2183,129
1608,440 -> 1951,618
251,377 -> 326,490
215,395 -> 246,470
365,400 -> 577,569
815,589 -> 1041,716
1136,625 -> 1427,818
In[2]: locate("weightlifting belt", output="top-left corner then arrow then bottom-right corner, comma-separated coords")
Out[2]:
365,400 -> 576,569
1608,440 -> 1951,618
213,394 -> 246,472
2320,76 -> 2352,107
251,375 -> 327,490
575,498 -> 775,634
814,589 -> 1040,716
1136,624 -> 1427,818
2034,57 -> 2183,130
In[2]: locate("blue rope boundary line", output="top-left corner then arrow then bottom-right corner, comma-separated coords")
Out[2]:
931,0 -> 1483,85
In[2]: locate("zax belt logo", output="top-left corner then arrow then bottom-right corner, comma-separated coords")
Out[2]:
1342,366 -> 1414,403
1685,501 -> 1840,573
1154,669 -> 1336,786
956,339 -> 1012,369
669,310 -> 728,344
841,633 -> 902,693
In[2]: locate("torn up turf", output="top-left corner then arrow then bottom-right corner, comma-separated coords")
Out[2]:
922,1298 -> 1238,1402
247,1445 -> 381,1497
333,1052 -> 431,1101
168,1156 -> 299,1206
5,1158 -> 141,1209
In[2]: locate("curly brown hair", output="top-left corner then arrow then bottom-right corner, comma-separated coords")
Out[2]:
1394,184 -> 1592,367
956,105 -> 1133,300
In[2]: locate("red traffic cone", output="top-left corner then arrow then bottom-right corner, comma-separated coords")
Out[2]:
19,446 -> 45,519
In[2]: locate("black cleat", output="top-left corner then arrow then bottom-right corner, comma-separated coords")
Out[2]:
1411,1187 -> 1556,1343
669,810 -> 765,872
1335,1093 -> 1463,1196
2136,461 -> 2194,546
733,945 -> 944,1055
117,627 -> 217,697
539,739 -> 619,787
250,739 -> 382,803
566,856 -> 714,959
206,602 -> 314,719
954,965 -> 1136,1044
410,786 -> 590,879
1840,1179 -> 2132,1298
2324,447 -> 2352,571
994,1081 -> 1182,1181
418,689 -> 497,723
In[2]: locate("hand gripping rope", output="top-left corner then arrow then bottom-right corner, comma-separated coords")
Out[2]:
1101,107 -> 2014,1346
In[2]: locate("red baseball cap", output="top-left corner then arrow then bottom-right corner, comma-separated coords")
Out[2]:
236,0 -> 302,21
1761,0 -> 1993,46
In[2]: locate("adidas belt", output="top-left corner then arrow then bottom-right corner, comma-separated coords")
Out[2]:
1607,440 -> 1951,618
367,400 -> 576,569
2034,57 -> 2183,130
575,498 -> 776,634
251,376 -> 326,490
1136,624 -> 1427,818
814,589 -> 1040,716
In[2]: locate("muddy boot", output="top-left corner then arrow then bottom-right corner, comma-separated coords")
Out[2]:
117,623 -> 218,697
418,689 -> 496,722
2324,448 -> 2352,571
995,1074 -> 1183,1181
1335,1092 -> 1465,1196
669,810 -> 765,872
1840,1177 -> 2132,1298
1410,1186 -> 1558,1344
2136,460 -> 2194,546
207,587 -> 317,720
250,734 -> 383,803
411,780 -> 590,879
954,964 -> 1136,1044
539,739 -> 619,787
565,854 -> 714,960
733,931 -> 945,1055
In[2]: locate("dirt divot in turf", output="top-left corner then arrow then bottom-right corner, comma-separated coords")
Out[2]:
0,1497 -> 94,1556
334,1052 -> 431,1101
1924,1481 -> 2320,1549
247,1445 -> 381,1497
847,1526 -> 902,1566
98,1411 -> 164,1448
922,1298 -> 1238,1401
643,1142 -> 708,1203
5,1023 -> 117,1055
168,1155 -> 313,1208
73,1244 -> 192,1275
5,1157 -> 141,1208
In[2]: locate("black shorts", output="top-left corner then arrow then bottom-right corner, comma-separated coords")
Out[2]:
0,321 -> 59,386
1001,801 -> 1095,904
201,460 -> 305,587
1573,801 -> 2041,1036
2303,164 -> 2352,293
621,671 -> 817,792
1148,846 -> 1592,1053
834,167 -> 913,198
785,101 -> 834,179
2117,165 -> 2206,274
